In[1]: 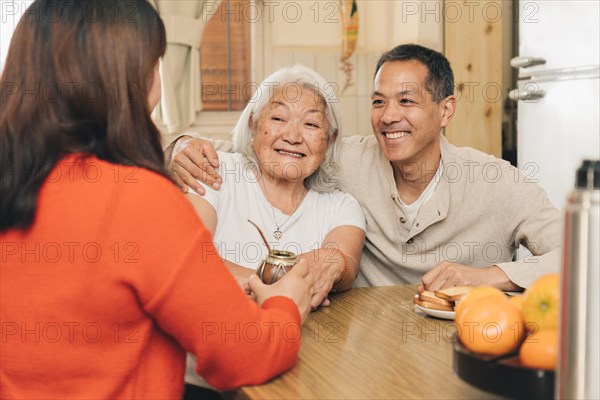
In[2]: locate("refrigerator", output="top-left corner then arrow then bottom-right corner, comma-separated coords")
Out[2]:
510,0 -> 600,210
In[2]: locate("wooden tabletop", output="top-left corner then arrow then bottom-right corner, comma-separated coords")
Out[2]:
236,285 -> 497,399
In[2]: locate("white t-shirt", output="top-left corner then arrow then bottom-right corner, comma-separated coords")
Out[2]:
190,152 -> 366,270
185,152 -> 366,388
398,161 -> 443,227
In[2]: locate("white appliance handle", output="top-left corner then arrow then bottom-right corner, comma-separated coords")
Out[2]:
509,88 -> 546,101
511,57 -> 547,68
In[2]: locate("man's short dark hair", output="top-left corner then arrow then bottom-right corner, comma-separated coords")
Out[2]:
374,44 -> 454,103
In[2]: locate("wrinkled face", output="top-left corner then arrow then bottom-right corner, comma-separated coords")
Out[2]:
147,62 -> 161,110
251,86 -> 331,183
371,60 -> 453,166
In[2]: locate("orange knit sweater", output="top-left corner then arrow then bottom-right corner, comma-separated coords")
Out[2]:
0,154 -> 301,399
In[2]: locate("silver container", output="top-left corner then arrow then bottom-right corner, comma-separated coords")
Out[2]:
557,160 -> 600,399
256,250 -> 298,285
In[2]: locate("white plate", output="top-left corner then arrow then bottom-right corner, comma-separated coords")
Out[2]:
414,304 -> 455,320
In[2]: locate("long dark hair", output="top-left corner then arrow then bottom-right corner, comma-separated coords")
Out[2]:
0,0 -> 167,231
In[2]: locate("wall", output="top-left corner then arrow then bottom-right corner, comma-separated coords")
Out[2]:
444,0 -> 512,158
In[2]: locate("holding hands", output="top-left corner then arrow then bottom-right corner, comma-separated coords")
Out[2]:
248,259 -> 315,323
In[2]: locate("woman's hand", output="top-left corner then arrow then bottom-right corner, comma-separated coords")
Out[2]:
225,261 -> 258,298
300,248 -> 347,310
169,136 -> 222,194
248,259 -> 314,324
301,227 -> 364,309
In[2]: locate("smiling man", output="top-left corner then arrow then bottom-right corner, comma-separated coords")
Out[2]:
167,44 -> 561,291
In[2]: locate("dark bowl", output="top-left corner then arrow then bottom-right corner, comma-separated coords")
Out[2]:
453,340 -> 555,399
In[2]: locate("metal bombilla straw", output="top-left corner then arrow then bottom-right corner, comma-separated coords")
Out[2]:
247,219 -> 271,253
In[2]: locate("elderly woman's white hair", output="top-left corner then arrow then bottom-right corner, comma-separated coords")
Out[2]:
232,64 -> 342,192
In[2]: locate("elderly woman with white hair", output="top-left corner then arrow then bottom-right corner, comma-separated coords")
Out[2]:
185,65 -> 365,299
182,65 -> 365,398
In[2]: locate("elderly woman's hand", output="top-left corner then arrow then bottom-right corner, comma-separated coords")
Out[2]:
300,249 -> 346,309
170,136 -> 222,194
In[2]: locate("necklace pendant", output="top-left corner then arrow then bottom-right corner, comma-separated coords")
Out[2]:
274,229 -> 282,239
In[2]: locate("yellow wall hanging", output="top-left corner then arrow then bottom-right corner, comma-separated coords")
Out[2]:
340,0 -> 358,93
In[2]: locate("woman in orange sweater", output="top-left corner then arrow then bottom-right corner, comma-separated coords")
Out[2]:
0,1 -> 312,398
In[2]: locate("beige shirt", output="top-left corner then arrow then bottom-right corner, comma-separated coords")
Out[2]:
336,134 -> 561,288
167,133 -> 562,289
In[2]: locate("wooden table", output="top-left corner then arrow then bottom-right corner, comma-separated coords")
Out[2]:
236,285 -> 497,399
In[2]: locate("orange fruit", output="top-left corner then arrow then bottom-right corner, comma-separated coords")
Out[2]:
519,329 -> 558,370
522,274 -> 560,332
455,287 -> 506,327
457,295 -> 525,356
509,295 -> 524,311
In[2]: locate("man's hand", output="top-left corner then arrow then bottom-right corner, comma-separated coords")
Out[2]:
418,261 -> 521,292
169,136 -> 222,194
